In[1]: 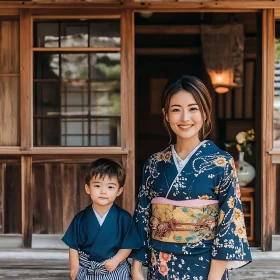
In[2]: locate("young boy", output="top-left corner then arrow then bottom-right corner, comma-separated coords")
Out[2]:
62,158 -> 143,280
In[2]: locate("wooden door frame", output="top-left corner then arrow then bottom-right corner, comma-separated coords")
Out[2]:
261,9 -> 276,251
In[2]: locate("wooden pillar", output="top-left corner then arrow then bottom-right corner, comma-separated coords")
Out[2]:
21,156 -> 33,247
261,9 -> 276,251
20,9 -> 33,247
121,9 -> 135,214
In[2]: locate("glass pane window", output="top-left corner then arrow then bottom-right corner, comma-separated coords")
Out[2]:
33,18 -> 121,147
33,19 -> 120,48
90,21 -> 120,47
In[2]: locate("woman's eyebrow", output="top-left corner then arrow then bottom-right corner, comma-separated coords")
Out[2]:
170,103 -> 198,107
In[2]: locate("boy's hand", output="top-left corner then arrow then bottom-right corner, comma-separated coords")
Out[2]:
131,270 -> 145,280
104,257 -> 120,272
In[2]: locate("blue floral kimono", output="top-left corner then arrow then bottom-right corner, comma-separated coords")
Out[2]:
130,140 -> 252,280
62,203 -> 143,279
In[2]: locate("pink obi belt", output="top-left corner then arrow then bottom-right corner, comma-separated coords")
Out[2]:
150,197 -> 219,243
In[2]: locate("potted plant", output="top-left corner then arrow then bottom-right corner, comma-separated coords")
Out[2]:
225,129 -> 255,187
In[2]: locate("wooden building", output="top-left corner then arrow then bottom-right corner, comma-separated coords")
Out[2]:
0,0 -> 279,252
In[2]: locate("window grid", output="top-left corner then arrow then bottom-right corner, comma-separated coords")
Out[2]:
33,19 -> 121,147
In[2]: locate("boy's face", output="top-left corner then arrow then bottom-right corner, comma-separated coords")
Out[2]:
85,175 -> 123,208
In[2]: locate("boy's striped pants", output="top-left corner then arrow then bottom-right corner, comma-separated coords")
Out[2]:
75,250 -> 131,280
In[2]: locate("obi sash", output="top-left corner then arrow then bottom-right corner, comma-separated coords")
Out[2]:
150,198 -> 219,243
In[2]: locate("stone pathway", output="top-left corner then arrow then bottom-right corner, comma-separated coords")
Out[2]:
0,260 -> 280,279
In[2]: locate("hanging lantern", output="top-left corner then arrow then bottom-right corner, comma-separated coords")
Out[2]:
206,69 -> 235,94
201,24 -> 244,94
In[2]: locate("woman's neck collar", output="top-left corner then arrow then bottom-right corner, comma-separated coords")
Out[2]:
174,138 -> 202,157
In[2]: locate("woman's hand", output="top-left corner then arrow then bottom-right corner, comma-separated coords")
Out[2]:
208,259 -> 228,280
131,260 -> 144,280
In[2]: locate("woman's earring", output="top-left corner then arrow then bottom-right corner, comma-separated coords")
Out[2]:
166,119 -> 170,122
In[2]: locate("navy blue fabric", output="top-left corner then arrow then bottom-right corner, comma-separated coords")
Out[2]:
62,203 -> 143,262
131,140 -> 252,278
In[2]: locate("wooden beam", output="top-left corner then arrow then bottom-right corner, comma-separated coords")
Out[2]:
136,25 -> 200,35
0,164 -> 6,234
0,1 -> 271,9
261,9 -> 276,251
32,14 -> 120,18
121,9 -> 135,214
21,156 -> 32,248
136,48 -> 200,56
0,9 -> 19,16
20,9 -> 32,150
32,47 -> 120,52
136,47 -> 257,58
275,9 -> 280,19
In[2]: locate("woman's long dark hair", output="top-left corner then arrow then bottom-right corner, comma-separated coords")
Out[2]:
161,75 -> 212,142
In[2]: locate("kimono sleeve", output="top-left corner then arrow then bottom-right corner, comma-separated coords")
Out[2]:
130,159 -> 153,266
211,156 -> 252,269
61,213 -> 82,251
120,215 -> 144,249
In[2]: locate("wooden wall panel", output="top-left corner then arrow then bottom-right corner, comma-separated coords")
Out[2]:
33,164 -> 47,233
0,77 -> 19,146
0,21 -> 19,74
78,164 -> 91,211
5,163 -> 21,233
0,20 -> 19,146
45,164 -> 63,233
62,164 -> 78,231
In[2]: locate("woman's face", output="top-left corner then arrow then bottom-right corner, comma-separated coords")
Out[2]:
165,90 -> 204,142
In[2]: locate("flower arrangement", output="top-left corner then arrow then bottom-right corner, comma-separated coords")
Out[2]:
225,129 -> 255,156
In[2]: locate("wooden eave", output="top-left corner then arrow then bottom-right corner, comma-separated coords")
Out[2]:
0,1 -> 279,10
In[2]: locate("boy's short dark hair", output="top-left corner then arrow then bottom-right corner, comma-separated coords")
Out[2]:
85,158 -> 126,188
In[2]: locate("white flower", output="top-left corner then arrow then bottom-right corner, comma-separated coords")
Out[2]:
236,132 -> 247,144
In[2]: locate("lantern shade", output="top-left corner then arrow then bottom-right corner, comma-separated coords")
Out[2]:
207,69 -> 236,94
201,24 -> 244,93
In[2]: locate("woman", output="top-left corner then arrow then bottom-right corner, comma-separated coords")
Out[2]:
130,75 -> 251,280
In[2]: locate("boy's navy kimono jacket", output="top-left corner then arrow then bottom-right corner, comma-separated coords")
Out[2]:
62,203 -> 143,262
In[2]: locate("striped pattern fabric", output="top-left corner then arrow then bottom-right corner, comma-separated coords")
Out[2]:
75,251 -> 131,280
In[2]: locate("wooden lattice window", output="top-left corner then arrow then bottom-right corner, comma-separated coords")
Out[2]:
33,19 -> 121,147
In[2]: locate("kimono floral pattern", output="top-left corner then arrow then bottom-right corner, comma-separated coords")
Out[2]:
130,140 -> 251,280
